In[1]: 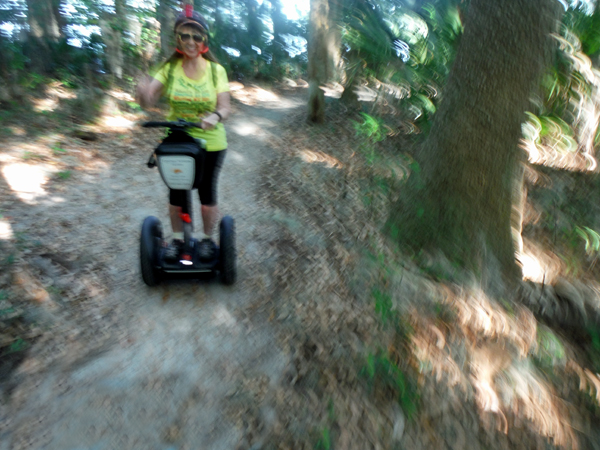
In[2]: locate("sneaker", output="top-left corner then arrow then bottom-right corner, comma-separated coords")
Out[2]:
164,239 -> 184,262
198,238 -> 216,261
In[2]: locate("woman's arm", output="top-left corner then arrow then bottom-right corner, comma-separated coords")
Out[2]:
200,92 -> 231,130
136,76 -> 164,109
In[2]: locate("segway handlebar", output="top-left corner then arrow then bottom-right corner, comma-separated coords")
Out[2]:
142,119 -> 202,129
143,119 -> 204,169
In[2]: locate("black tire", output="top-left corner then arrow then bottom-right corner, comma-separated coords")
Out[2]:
219,216 -> 236,285
140,216 -> 163,286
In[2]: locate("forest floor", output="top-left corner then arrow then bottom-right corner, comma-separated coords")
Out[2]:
1,82 -> 600,450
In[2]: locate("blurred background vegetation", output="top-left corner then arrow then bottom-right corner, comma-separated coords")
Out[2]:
4,0 -> 600,447
1,0 -> 599,146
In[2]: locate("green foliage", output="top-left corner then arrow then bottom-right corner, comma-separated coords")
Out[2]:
56,171 -> 72,180
362,349 -> 418,419
533,326 -> 566,369
342,0 -> 462,132
353,112 -> 386,143
314,427 -> 331,450
575,226 -> 600,256
51,144 -> 67,155
126,101 -> 142,111
373,287 -> 394,323
353,112 -> 387,169
18,73 -> 47,89
22,152 -> 45,161
5,338 -> 28,355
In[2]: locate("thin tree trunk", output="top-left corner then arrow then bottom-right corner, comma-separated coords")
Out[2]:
326,0 -> 341,83
270,0 -> 286,66
390,0 -> 560,295
307,0 -> 332,122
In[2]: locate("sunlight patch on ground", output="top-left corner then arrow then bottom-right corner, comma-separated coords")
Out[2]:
498,360 -> 576,448
231,85 -> 279,105
0,219 -> 13,240
107,89 -> 135,102
1,163 -> 53,202
228,150 -> 246,163
410,287 -> 575,447
33,97 -> 59,113
229,81 -> 245,91
568,360 -> 600,406
299,150 -> 343,169
6,126 -> 26,136
518,239 -> 564,284
33,82 -> 77,113
100,115 -> 135,130
211,304 -> 237,328
230,121 -> 258,136
519,252 -> 547,283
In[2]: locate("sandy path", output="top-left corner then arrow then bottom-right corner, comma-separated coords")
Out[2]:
1,91 -> 304,450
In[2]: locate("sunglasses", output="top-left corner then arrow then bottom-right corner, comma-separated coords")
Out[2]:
178,33 -> 205,44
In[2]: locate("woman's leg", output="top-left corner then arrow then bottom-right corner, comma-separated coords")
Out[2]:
169,204 -> 184,233
201,204 -> 220,235
198,150 -> 226,237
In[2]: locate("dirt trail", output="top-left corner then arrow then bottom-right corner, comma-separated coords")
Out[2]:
0,89 -> 305,449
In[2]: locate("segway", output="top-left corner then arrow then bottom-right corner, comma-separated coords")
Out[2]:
139,119 -> 236,286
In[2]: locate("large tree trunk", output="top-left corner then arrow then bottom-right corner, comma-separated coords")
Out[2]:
25,0 -> 64,73
26,0 -> 62,41
158,0 -> 177,57
390,0 -> 560,294
307,0 -> 338,122
99,0 -> 126,80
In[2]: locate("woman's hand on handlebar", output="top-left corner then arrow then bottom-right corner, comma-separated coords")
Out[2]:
199,113 -> 220,130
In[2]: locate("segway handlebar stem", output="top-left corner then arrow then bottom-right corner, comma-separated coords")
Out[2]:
142,119 -> 202,130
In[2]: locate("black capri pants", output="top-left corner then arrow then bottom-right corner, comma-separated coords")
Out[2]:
169,149 -> 226,207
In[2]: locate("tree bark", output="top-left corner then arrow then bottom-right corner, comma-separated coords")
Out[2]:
326,0 -> 341,82
158,0 -> 177,57
26,0 -> 62,41
244,0 -> 261,45
390,0 -> 560,294
270,0 -> 286,65
307,0 -> 336,122
24,0 -> 64,73
99,0 -> 126,80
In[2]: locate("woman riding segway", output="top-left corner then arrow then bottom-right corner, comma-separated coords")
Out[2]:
137,7 -> 230,262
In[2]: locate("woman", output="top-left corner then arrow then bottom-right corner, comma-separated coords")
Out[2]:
137,10 -> 231,261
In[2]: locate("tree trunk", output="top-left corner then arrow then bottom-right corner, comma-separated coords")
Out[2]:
99,0 -> 126,80
158,0 -> 177,57
326,0 -> 341,83
214,0 -> 223,35
307,0 -> 335,122
25,0 -> 64,73
390,0 -> 560,294
270,0 -> 286,65
26,0 -> 62,41
245,0 -> 261,45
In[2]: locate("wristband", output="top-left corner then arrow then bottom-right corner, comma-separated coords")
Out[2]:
213,111 -> 222,121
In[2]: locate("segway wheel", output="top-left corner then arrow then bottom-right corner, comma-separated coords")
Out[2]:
219,216 -> 236,285
140,216 -> 163,286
